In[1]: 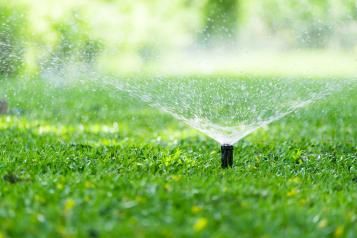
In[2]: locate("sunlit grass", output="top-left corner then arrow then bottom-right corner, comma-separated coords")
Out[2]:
0,76 -> 356,237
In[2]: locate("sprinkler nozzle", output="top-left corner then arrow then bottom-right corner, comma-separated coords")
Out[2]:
221,144 -> 233,168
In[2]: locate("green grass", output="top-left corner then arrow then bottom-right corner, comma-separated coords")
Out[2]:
0,78 -> 356,238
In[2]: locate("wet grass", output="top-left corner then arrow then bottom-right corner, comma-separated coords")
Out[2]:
0,78 -> 356,238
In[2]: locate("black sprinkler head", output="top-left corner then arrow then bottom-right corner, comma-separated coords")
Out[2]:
221,144 -> 233,168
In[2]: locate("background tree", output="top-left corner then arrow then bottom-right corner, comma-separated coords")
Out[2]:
200,0 -> 240,44
0,2 -> 26,78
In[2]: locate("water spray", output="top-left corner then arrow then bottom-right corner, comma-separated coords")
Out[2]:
221,144 -> 233,168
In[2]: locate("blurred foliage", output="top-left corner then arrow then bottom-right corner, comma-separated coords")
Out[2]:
41,12 -> 102,71
200,0 -> 239,44
255,0 -> 357,48
0,1 -> 26,77
0,0 -> 356,77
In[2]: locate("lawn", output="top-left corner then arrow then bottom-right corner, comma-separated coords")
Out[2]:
0,77 -> 356,238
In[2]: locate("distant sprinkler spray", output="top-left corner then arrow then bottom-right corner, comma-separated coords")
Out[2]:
221,144 -> 233,168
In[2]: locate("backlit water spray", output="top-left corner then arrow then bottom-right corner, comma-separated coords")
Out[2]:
101,75 -> 354,168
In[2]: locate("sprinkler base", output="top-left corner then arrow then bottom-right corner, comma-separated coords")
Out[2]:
221,144 -> 233,168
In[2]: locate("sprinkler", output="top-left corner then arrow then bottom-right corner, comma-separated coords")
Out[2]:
221,144 -> 233,168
